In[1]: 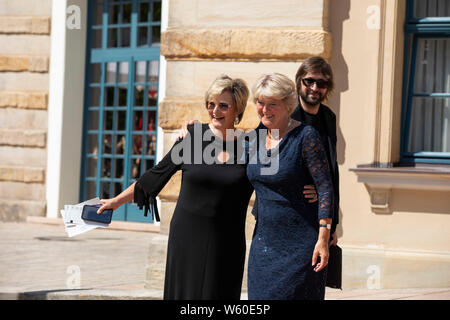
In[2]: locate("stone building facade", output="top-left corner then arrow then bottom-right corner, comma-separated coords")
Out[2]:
0,1 -> 51,221
0,0 -> 449,290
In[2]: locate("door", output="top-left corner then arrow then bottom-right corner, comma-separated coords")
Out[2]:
80,0 -> 162,222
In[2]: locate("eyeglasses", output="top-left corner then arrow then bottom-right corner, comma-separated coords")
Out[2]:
206,102 -> 231,112
301,77 -> 329,89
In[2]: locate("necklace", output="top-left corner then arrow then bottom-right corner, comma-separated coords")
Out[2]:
267,118 -> 292,140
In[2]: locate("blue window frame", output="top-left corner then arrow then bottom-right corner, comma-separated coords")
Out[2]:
401,0 -> 450,164
80,0 -> 161,222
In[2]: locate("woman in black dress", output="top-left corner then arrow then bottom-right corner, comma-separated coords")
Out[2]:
97,75 -> 253,300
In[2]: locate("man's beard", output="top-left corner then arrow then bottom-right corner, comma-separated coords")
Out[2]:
300,89 -> 324,107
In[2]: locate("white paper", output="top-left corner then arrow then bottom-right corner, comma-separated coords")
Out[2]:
61,197 -> 109,237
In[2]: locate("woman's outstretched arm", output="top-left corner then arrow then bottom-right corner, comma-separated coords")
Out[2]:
97,182 -> 136,214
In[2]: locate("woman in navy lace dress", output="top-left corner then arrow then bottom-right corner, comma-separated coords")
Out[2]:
247,73 -> 334,300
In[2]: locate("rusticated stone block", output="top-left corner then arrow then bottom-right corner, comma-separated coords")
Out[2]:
0,55 -> 28,71
158,97 -> 209,130
161,27 -> 332,61
159,200 -> 177,235
0,166 -> 45,183
229,28 -> 332,60
0,16 -> 51,35
0,129 -> 46,147
0,91 -> 48,109
158,96 -> 260,130
29,56 -> 49,72
0,55 -> 49,72
158,171 -> 181,201
30,17 -> 51,34
0,181 -> 46,202
0,108 -> 48,130
28,91 -> 48,109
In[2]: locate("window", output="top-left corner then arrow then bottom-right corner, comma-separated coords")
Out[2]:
80,0 -> 162,222
401,0 -> 450,164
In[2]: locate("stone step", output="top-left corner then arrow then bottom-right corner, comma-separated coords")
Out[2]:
1,287 -> 250,300
15,289 -> 164,300
144,234 -> 251,294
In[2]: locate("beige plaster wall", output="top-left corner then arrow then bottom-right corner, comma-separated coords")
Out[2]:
328,0 -> 450,288
328,0 -> 378,246
329,0 -> 450,251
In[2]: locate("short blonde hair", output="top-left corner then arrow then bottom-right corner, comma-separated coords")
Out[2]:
252,73 -> 298,115
205,75 -> 249,124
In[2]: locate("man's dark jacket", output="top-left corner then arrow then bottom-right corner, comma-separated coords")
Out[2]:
290,103 -> 340,234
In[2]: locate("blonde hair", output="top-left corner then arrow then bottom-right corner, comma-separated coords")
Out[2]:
205,75 -> 249,124
252,73 -> 298,115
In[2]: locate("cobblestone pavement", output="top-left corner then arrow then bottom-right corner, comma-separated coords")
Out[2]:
0,222 -> 449,300
0,222 -> 155,295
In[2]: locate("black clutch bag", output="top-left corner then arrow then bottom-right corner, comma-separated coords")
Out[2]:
326,245 -> 342,289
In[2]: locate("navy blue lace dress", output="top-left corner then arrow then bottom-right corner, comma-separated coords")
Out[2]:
246,124 -> 334,300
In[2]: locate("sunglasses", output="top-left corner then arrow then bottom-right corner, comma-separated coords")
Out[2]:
301,77 -> 329,89
206,101 -> 231,112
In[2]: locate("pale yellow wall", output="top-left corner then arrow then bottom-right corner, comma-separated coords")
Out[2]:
327,0 -> 450,288
329,0 -> 379,243
330,0 -> 450,252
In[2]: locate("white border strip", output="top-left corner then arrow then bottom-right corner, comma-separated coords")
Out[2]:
46,0 -> 68,218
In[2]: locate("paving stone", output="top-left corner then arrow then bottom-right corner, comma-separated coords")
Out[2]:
1,222 -> 449,300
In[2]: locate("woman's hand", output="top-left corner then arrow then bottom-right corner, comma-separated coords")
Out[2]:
312,239 -> 329,272
97,182 -> 136,214
177,120 -> 200,139
303,184 -> 318,203
97,198 -> 120,214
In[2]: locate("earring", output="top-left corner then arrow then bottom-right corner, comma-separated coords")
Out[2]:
234,116 -> 239,124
